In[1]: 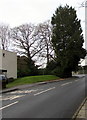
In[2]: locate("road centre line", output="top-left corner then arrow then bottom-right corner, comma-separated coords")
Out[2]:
61,82 -> 72,86
34,87 -> 55,96
0,101 -> 18,110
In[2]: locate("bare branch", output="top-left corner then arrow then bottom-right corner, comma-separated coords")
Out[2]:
0,24 -> 10,50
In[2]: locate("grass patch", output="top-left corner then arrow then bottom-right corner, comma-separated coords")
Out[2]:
6,75 -> 59,88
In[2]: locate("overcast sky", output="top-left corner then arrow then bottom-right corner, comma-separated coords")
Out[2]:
0,0 -> 85,28
0,0 -> 86,66
0,0 -> 85,44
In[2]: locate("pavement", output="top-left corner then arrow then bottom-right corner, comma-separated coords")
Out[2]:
74,74 -> 87,120
0,75 -> 87,119
75,98 -> 87,119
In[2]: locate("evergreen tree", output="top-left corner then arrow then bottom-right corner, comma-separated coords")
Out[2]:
51,5 -> 86,77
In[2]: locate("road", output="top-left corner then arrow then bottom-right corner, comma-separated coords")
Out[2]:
0,75 -> 87,119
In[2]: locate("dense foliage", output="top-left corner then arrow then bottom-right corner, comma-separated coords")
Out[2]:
17,56 -> 38,77
51,5 -> 86,77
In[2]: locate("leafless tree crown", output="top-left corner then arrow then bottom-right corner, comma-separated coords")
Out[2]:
0,24 -> 10,50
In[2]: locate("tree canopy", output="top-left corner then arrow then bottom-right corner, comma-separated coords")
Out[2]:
51,5 -> 86,77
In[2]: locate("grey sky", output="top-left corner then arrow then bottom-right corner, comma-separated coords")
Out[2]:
0,0 -> 85,29
0,0 -> 86,66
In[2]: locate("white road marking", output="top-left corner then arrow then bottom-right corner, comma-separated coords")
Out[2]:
9,89 -> 38,94
0,97 -> 9,101
61,82 -> 72,86
10,95 -> 25,100
75,80 -> 79,82
0,89 -> 41,101
34,87 -> 55,96
0,101 -> 18,110
0,95 -> 25,101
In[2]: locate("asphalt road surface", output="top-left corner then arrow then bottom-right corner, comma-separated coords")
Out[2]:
0,75 -> 87,119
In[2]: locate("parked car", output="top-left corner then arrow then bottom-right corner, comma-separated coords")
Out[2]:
0,75 -> 7,89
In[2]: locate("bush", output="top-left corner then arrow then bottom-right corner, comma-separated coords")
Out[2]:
7,77 -> 14,83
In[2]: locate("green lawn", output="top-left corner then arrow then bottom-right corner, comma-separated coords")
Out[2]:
6,75 -> 59,88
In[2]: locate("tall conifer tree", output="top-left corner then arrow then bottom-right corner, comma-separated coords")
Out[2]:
51,5 -> 86,77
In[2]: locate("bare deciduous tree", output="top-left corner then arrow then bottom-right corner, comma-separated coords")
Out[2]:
0,24 -> 10,50
11,23 -> 45,67
36,20 -> 54,66
11,22 -> 54,68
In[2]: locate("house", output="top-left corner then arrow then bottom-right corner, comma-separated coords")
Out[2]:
0,49 -> 17,79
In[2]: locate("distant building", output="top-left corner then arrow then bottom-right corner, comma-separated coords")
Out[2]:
80,57 -> 87,67
0,49 -> 17,79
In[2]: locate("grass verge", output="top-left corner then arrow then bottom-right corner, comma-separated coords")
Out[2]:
6,75 -> 59,88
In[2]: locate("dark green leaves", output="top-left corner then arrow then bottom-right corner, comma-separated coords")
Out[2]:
51,5 -> 86,77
